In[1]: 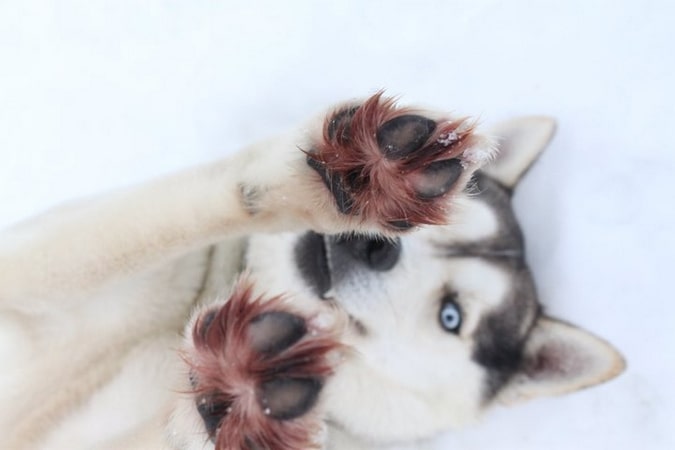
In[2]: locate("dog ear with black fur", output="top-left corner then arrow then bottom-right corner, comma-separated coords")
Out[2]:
498,317 -> 625,404
483,116 -> 625,402
483,116 -> 556,189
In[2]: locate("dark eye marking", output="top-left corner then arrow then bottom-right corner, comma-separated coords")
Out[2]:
439,294 -> 462,333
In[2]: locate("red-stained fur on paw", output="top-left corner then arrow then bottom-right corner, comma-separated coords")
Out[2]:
185,278 -> 344,450
307,91 -> 485,230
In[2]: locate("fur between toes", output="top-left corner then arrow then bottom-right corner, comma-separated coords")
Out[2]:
185,278 -> 345,450
306,91 -> 495,230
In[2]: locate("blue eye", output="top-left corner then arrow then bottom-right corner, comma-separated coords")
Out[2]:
439,297 -> 462,333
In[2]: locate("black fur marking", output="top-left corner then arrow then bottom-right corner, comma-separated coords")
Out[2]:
294,231 -> 332,298
248,311 -> 307,356
473,173 -> 524,245
307,157 -> 355,214
438,173 -> 526,267
472,281 -> 539,398
433,170 -> 540,398
258,377 -> 323,421
377,114 -> 437,160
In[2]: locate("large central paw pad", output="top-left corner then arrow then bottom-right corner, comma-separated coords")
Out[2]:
186,280 -> 343,450
307,92 -> 494,230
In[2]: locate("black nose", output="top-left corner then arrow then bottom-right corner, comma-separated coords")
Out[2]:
332,235 -> 401,271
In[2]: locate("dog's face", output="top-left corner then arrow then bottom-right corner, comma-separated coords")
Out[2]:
175,117 -> 625,448
246,180 -> 536,443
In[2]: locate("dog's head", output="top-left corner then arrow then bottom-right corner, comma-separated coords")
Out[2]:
173,117 -> 625,448
246,116 -> 625,446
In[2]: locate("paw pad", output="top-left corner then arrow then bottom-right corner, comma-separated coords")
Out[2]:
186,279 -> 343,450
376,114 -> 437,159
307,92 -> 493,230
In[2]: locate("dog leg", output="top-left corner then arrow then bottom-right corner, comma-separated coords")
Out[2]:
0,92 -> 493,310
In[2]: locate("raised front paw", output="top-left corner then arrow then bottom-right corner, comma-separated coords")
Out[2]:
306,92 -> 494,231
185,279 -> 343,450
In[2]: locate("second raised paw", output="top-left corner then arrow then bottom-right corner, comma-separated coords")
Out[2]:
306,92 -> 495,230
185,279 -> 344,450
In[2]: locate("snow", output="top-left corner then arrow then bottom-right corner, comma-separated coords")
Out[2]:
1,1 -> 673,448
437,132 -> 458,146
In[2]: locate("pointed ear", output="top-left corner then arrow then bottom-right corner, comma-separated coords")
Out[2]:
482,116 -> 556,189
498,317 -> 625,405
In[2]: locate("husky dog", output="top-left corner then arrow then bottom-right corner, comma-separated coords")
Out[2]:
0,93 -> 624,450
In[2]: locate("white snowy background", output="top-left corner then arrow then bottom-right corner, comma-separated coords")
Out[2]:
1,1 -> 673,449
